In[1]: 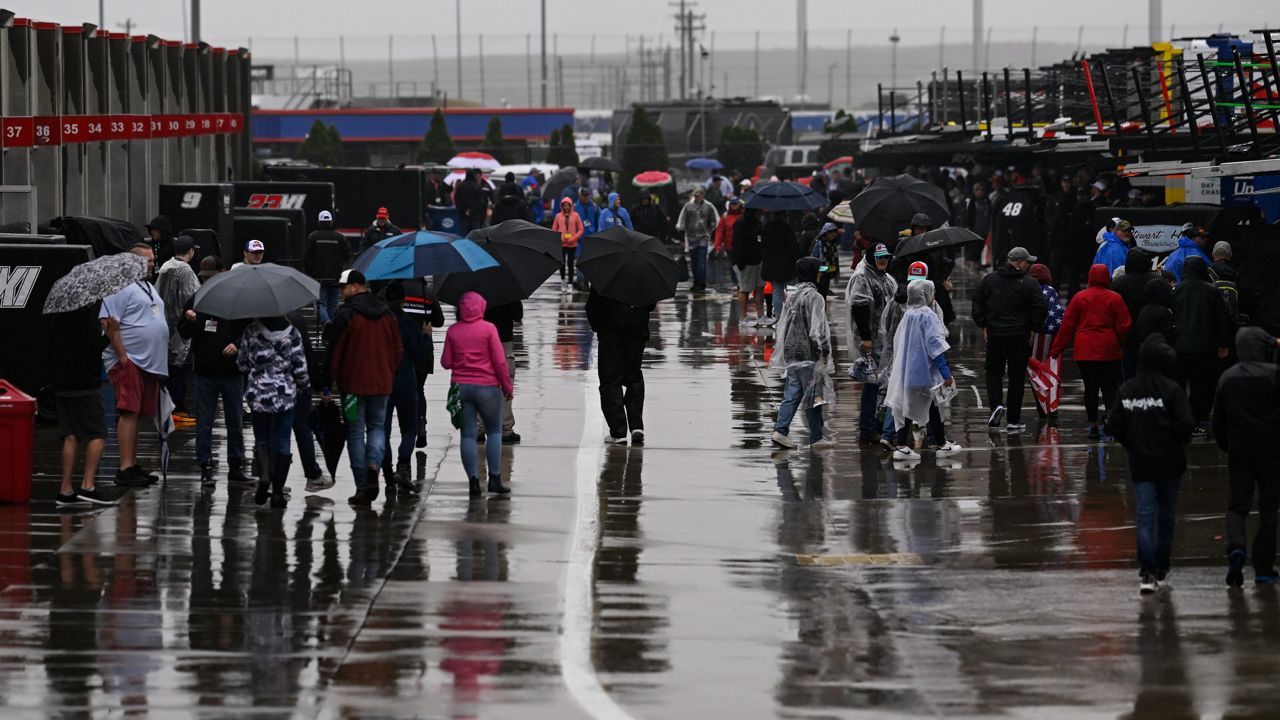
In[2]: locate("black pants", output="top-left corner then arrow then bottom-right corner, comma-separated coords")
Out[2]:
985,334 -> 1031,424
597,334 -> 645,438
1227,461 -> 1280,573
1178,352 -> 1218,424
561,246 -> 576,281
895,403 -> 946,447
1077,359 -> 1121,424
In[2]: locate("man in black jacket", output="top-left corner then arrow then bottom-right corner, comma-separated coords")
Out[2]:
731,208 -> 765,325
483,300 -> 524,442
305,209 -> 351,323
586,289 -> 653,444
360,207 -> 402,253
453,170 -> 488,235
402,278 -> 445,448
972,246 -> 1049,433
178,291 -> 252,490
630,191 -> 668,243
1110,247 -> 1154,379
424,168 -> 451,207
1172,256 -> 1231,434
760,211 -> 801,323
1214,326 -> 1280,587
1105,334 -> 1196,593
491,173 -> 531,224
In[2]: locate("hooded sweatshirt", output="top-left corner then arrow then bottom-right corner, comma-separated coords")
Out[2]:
1049,264 -> 1131,361
597,192 -> 634,231
326,290 -> 404,396
1214,326 -> 1280,466
1171,256 -> 1231,355
491,182 -> 531,224
236,318 -> 309,414
1110,248 -> 1154,335
1161,235 -> 1212,282
552,203 -> 585,248
440,292 -> 513,396
1092,230 -> 1130,276
1132,278 -> 1177,350
712,203 -> 743,253
1104,335 -> 1195,482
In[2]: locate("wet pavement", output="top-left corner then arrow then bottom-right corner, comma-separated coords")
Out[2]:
9,265 -> 1280,718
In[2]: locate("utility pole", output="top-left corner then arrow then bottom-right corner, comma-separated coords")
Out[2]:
939,26 -> 945,72
540,0 -> 548,107
754,30 -> 760,98
455,0 -> 463,100
99,0 -> 104,30
827,63 -> 836,107
479,35 -> 485,106
526,34 -> 533,106
890,28 -> 900,88
432,35 -> 440,101
1031,26 -> 1037,66
191,0 -> 200,43
388,35 -> 394,100
1149,0 -> 1163,44
972,0 -> 982,73
846,29 -> 853,107
797,0 -> 808,101
1122,24 -> 1129,47
984,26 -> 992,72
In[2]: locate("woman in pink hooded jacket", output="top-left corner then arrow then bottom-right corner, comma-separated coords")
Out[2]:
441,291 -> 514,496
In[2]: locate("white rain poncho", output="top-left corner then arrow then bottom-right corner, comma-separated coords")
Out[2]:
885,280 -> 951,431
770,281 -> 835,407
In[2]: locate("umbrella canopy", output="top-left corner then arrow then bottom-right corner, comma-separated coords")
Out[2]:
890,225 -> 983,261
742,181 -> 827,212
351,230 -> 499,281
632,171 -> 673,188
444,170 -> 496,188
848,174 -> 951,244
436,221 -> 562,305
310,401 -> 346,476
192,262 -> 320,319
42,252 -> 149,314
447,152 -> 501,170
685,157 -> 724,171
543,167 -> 579,200
580,156 -> 623,173
577,226 -> 680,306
827,200 -> 856,225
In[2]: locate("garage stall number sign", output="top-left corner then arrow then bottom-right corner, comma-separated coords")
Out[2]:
0,113 -> 244,147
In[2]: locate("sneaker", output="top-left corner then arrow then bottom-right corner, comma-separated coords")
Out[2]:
631,430 -> 645,445
605,435 -> 628,445
934,440 -> 962,453
114,467 -> 152,488
132,464 -> 160,484
305,474 -> 335,493
1191,424 -> 1209,437
741,318 -> 757,328
56,491 -> 88,507
809,437 -> 836,449
348,489 -> 373,506
1227,549 -> 1246,588
1156,568 -> 1171,587
879,436 -> 896,452
76,487 -> 119,506
771,431 -> 797,449
200,465 -> 216,492
502,431 -> 521,444
1005,423 -> 1025,435
1139,573 -> 1158,595
892,446 -> 920,461
1256,569 -> 1280,585
988,405 -> 1006,430
758,317 -> 777,327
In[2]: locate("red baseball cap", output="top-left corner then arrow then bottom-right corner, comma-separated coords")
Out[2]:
907,260 -> 929,281
376,207 -> 389,219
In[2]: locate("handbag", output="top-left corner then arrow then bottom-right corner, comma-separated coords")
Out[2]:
446,383 -> 464,429
342,393 -> 360,424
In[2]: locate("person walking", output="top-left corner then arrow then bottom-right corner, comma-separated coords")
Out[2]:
360,207 -> 403,253
99,244 -> 168,487
1161,224 -> 1212,282
324,269 -> 404,505
1215,327 -> 1280,587
1093,219 -> 1133,277
846,243 -> 897,443
551,197 -> 585,293
769,258 -> 833,450
454,171 -> 487,235
1171,256 -> 1231,434
1028,263 -> 1065,418
154,235 -> 201,422
1105,334 -> 1196,594
304,209 -> 351,323
884,279 -> 959,460
286,309 -> 333,494
630,191 -> 669,244
676,187 -> 719,292
731,207 -> 766,325
972,246 -> 1049,434
237,315 -> 309,508
491,172 -> 532,224
574,186 -> 600,234
1132,276 -> 1177,350
586,288 -> 654,445
810,222 -> 842,296
1110,247 -> 1155,379
1049,263 -> 1132,439
51,302 -> 119,506
483,299 -> 523,443
378,282 -> 427,495
761,211 -> 801,322
597,192 -> 633,231
712,197 -> 743,288
402,278 -> 446,448
441,292 -> 513,497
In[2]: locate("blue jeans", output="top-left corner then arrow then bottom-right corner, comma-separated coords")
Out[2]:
772,283 -> 787,318
317,282 -> 340,324
859,381 -> 881,440
774,365 -> 823,443
346,394 -> 389,489
690,244 -> 708,287
291,388 -> 323,479
383,382 -> 419,464
195,373 -> 245,467
251,408 -> 295,480
1134,477 -> 1181,576
459,384 -> 503,480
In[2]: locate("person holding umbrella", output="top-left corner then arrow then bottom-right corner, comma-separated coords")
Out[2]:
237,314 -> 310,508
552,197 -> 586,293
378,282 -> 427,495
761,210 -> 802,324
441,292 -> 513,496
587,288 -> 654,445
50,300 -> 119,506
630,191 -> 669,244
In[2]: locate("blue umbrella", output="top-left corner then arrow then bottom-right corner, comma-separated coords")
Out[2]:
741,181 -> 827,212
351,230 -> 499,280
685,157 -> 724,171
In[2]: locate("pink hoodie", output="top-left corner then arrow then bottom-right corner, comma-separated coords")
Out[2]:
440,292 -> 513,396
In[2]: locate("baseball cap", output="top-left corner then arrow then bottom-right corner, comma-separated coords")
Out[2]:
739,179 -> 752,188
198,255 -> 222,279
318,210 -> 333,222
820,222 -> 839,235
173,235 -> 199,254
1213,240 -> 1232,258
1115,220 -> 1134,233
873,243 -> 891,258
907,260 -> 929,281
1007,246 -> 1037,262
728,197 -> 743,206
1185,224 -> 1209,238
692,186 -> 705,195
375,207 -> 389,219
338,268 -> 366,286
245,239 -> 265,253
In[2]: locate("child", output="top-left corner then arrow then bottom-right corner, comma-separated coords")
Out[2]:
884,279 -> 959,460
1104,335 -> 1195,594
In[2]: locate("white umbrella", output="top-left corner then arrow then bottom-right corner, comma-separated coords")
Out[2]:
444,170 -> 496,189
446,152 -> 501,171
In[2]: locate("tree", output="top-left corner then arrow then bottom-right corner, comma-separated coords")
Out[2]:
418,108 -> 455,164
297,119 -> 343,166
618,106 -> 668,205
547,122 -> 579,168
547,127 -> 561,164
483,117 -> 513,164
325,123 -> 345,165
717,125 -> 764,177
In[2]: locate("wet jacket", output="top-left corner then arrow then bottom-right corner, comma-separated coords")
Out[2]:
1092,231 -> 1129,276
155,256 -> 200,365
972,263 -> 1048,338
676,199 -> 718,246
484,301 -> 523,344
304,226 -> 351,282
712,204 -> 742,253
761,218 -> 801,283
401,278 -> 444,376
390,306 -> 427,397
1050,264 -> 1131,361
51,304 -> 107,394
597,193 -> 633,231
1215,326 -> 1280,466
1110,248 -> 1154,334
440,292 -> 512,395
1161,236 -> 1211,282
574,198 -> 600,234
731,213 -> 764,267
586,288 -> 654,343
630,201 -> 668,243
360,222 -> 403,253
236,319 -> 309,414
491,183 -> 532,224
552,208 -> 585,248
1132,278 -> 1177,350
454,181 -> 488,227
1105,335 -> 1195,482
424,177 -> 451,207
178,299 -> 249,377
1171,257 -> 1231,355
325,290 -> 403,396
846,254 -> 898,359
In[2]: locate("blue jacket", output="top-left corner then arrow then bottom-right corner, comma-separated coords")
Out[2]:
575,199 -> 599,234
1161,236 -> 1212,282
1093,232 -> 1129,276
597,193 -> 633,231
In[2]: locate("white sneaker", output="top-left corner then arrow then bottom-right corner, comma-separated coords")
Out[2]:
934,441 -> 962,454
759,317 -> 777,327
809,437 -> 836,449
1005,423 -> 1026,435
771,431 -> 797,449
305,473 -> 335,493
742,318 -> 758,327
604,435 -> 627,444
988,405 -> 1006,430
892,446 -> 920,461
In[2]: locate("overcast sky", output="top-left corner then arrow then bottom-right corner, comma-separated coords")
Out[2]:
13,0 -> 1275,53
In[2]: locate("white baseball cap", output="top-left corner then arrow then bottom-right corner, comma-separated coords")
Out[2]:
318,210 -> 333,222
245,239 -> 265,253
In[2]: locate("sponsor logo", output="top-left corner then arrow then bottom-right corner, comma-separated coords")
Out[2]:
1121,397 -> 1165,411
246,193 -> 307,210
0,266 -> 40,309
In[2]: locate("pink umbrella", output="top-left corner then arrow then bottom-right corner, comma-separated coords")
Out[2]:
632,170 -> 673,188
447,152 -> 501,171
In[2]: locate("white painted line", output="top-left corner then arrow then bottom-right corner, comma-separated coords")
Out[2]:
560,346 -> 637,720
971,384 -> 983,408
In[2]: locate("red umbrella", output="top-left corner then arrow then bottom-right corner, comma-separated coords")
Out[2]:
632,170 -> 673,188
447,152 -> 500,170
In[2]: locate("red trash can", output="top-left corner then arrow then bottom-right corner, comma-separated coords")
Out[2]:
0,380 -> 35,503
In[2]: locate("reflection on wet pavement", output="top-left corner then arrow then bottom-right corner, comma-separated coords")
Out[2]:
6,268 -> 1278,718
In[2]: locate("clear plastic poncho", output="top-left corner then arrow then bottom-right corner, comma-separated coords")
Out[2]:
770,281 -> 835,409
885,280 -> 951,431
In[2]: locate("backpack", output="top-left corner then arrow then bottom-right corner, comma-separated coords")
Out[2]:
1209,265 -> 1243,325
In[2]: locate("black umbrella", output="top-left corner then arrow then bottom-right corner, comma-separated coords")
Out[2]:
891,226 -> 984,261
580,156 -> 623,173
847,174 -> 951,244
310,401 -> 346,476
742,181 -> 827,212
436,221 -> 563,305
577,226 -> 679,306
192,262 -> 320,319
543,167 -> 579,200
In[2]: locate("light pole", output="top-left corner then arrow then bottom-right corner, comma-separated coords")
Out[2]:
827,63 -> 836,107
890,28 -> 900,88
455,0 -> 463,100
540,0 -> 548,107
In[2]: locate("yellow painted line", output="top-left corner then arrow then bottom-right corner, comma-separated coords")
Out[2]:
795,553 -> 924,567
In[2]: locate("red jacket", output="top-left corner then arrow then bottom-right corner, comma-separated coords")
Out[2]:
713,206 -> 742,252
1050,264 -> 1132,361
326,290 -> 404,396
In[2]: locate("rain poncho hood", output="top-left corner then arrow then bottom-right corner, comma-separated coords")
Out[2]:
885,280 -> 951,430
155,256 -> 200,365
845,253 -> 898,362
771,281 -> 834,412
